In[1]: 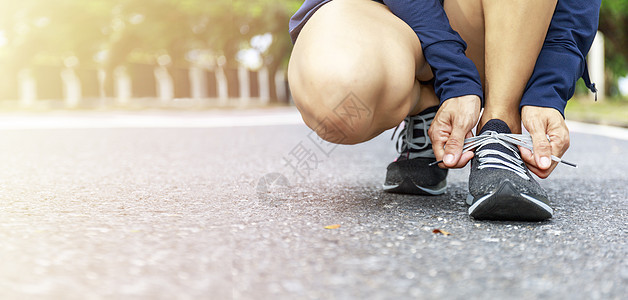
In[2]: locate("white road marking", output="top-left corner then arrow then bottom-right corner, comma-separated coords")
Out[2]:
566,120 -> 628,141
0,109 -> 304,130
0,108 -> 626,142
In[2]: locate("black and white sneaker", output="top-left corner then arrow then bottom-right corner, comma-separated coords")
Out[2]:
466,119 -> 552,221
383,106 -> 448,195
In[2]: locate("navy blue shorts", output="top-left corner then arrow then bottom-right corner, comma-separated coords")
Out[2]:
289,0 -> 385,44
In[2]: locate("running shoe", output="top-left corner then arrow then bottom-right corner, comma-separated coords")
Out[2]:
466,119 -> 552,221
383,106 -> 448,195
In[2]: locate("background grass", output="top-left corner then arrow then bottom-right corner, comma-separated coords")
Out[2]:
565,96 -> 628,127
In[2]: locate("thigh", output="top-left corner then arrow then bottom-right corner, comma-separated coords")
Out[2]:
444,0 -> 485,86
288,0 -> 429,143
291,0 -> 428,83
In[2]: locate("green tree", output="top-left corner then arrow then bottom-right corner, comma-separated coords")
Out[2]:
0,0 -> 304,100
599,0 -> 628,77
230,0 -> 302,100
598,0 -> 628,98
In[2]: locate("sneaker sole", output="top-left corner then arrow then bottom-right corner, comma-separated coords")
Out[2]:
467,179 -> 553,221
383,178 -> 447,196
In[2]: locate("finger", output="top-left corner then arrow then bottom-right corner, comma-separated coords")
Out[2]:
527,163 -> 549,179
518,146 -> 537,168
451,131 -> 475,168
534,128 -> 568,177
455,150 -> 475,168
548,130 -> 570,159
526,162 -> 556,179
519,145 -> 554,178
442,126 -> 467,168
530,131 -> 552,170
521,144 -> 562,178
546,161 -> 559,175
465,130 -> 474,140
428,124 -> 448,165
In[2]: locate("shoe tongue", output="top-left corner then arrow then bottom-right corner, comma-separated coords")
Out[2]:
479,119 -> 511,135
417,105 -> 439,116
398,105 -> 439,160
410,105 -> 438,137
476,119 -> 517,166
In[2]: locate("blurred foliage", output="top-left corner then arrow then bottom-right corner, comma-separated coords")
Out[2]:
598,0 -> 628,99
0,0 -> 625,98
599,0 -> 628,78
0,0 -> 301,71
566,96 -> 628,127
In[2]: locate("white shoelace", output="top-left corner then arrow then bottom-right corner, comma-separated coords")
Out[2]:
391,112 -> 436,158
468,132 -> 531,180
430,131 -> 577,179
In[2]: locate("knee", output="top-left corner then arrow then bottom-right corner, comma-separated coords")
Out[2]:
288,59 -> 382,145
299,92 -> 375,145
306,100 -> 375,145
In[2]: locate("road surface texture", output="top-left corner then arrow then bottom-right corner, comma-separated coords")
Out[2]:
0,108 -> 625,299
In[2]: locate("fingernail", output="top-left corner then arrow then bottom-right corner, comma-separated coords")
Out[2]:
540,157 -> 551,168
444,154 -> 455,165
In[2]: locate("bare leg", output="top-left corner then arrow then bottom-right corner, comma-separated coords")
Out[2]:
443,0 -> 486,87
412,83 -> 439,116
445,0 -> 557,133
288,0 -> 435,145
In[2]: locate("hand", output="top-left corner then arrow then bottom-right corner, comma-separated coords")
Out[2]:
519,106 -> 570,179
428,95 -> 481,168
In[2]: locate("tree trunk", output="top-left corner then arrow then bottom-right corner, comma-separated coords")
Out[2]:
268,64 -> 279,103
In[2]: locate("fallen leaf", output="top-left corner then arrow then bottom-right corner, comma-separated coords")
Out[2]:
324,224 -> 341,229
432,229 -> 451,236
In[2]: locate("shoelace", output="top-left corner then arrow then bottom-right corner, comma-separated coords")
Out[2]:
429,132 -> 577,179
469,131 -> 531,180
390,112 -> 436,158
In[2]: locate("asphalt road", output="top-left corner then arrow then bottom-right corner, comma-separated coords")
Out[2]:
0,108 -> 625,299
